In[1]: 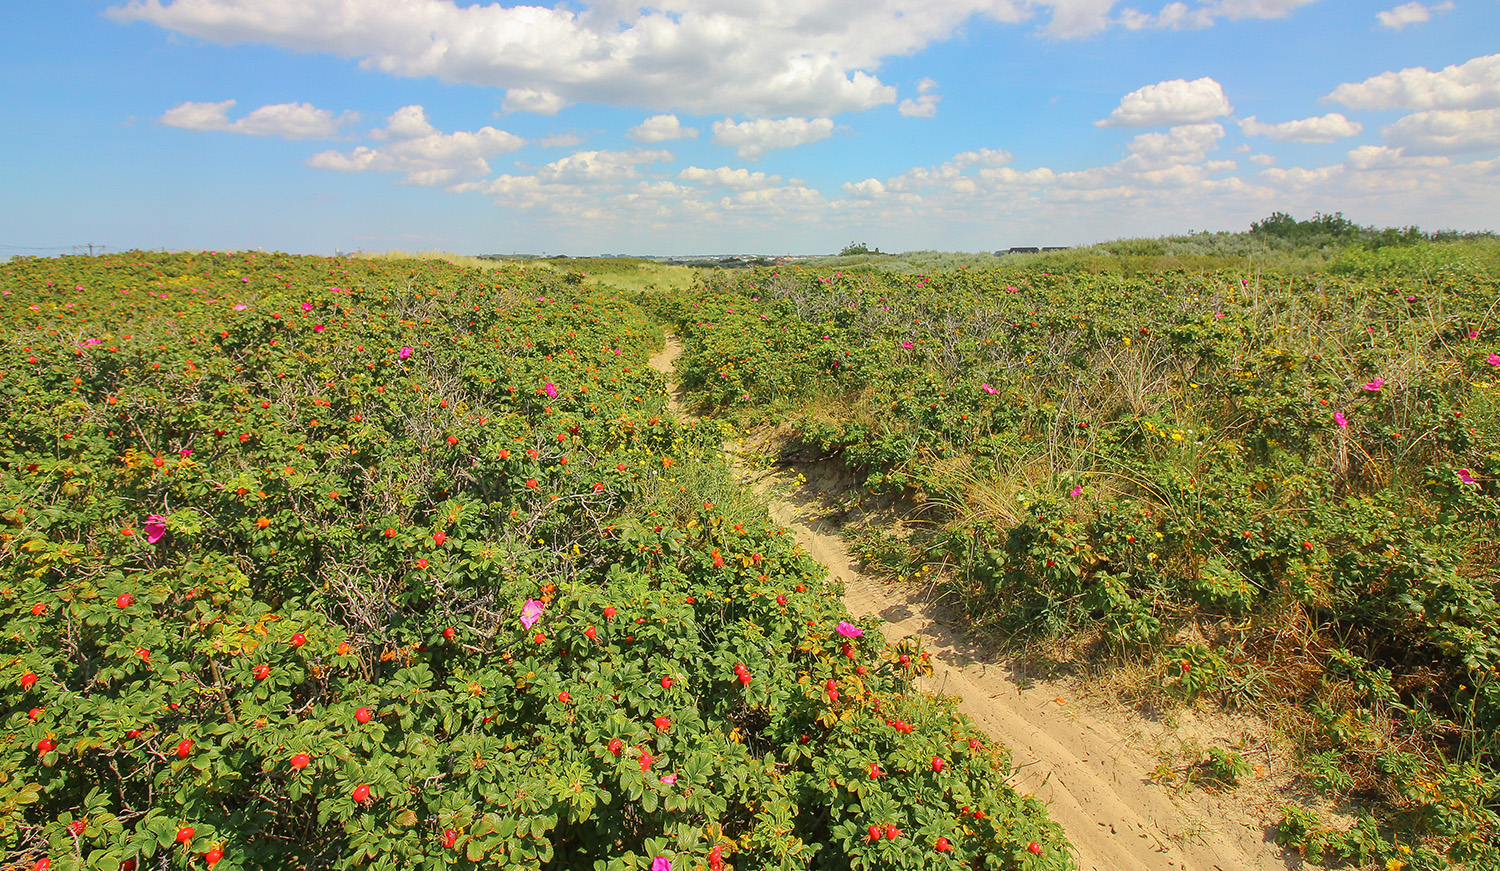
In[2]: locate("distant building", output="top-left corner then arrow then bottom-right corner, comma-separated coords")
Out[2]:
996,246 -> 1069,255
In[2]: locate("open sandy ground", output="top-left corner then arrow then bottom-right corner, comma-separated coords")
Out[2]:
649,335 -> 1300,871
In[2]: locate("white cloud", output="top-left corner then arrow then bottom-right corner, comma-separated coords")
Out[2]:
450,146 -> 830,230
628,115 -> 699,143
370,105 -> 437,140
1326,54 -> 1500,111
711,117 -> 835,159
1202,0 -> 1320,20
161,99 -> 356,139
842,178 -> 888,198
1248,153 -> 1277,166
1383,108 -> 1500,155
882,148 -> 1016,193
1122,123 -> 1225,168
110,0 -> 1326,119
976,166 -> 1057,186
899,78 -> 942,118
161,99 -> 236,132
677,166 -> 783,189
1342,144 -> 1448,171
951,148 -> 1015,169
307,125 -> 526,186
500,88 -> 568,116
1238,112 -> 1362,142
1041,0 -> 1120,38
530,149 -> 674,185
1097,77 -> 1232,128
635,180 -> 696,199
1376,1 -> 1454,30
1110,0 -> 1317,33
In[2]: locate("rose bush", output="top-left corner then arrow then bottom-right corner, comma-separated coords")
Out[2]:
1,253 -> 1070,870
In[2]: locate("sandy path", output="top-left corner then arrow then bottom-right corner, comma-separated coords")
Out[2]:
649,335 -> 1293,871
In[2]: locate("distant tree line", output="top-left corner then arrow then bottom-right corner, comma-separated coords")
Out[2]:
1248,211 -> 1495,250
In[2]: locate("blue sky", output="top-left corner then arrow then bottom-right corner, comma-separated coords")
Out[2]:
4,1 -> 1499,256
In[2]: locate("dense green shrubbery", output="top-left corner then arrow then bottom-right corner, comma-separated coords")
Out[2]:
657,243 -> 1500,868
0,253 -> 1068,871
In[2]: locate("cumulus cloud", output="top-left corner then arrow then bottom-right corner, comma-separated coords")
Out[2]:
841,178 -> 888,199
454,148 -> 674,202
1383,108 -> 1500,155
450,146 -> 829,228
899,78 -> 942,118
110,0 -> 1328,118
1096,77 -> 1232,128
1122,123 -> 1225,168
161,99 -> 356,139
711,117 -> 835,159
677,166 -> 783,189
880,148 -> 1015,193
500,88 -> 568,116
107,0 -> 924,116
1033,0 -> 1321,37
1326,54 -> 1500,111
1238,112 -> 1362,142
628,114 -> 699,143
1113,0 -> 1317,34
161,100 -> 236,132
307,124 -> 525,186
1342,144 -> 1447,171
528,148 -> 674,184
370,105 -> 437,140
1376,1 -> 1453,30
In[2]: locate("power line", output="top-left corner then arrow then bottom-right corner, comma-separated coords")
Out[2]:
0,243 -> 111,255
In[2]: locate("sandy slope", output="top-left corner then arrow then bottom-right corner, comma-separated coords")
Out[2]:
649,335 -> 1296,871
